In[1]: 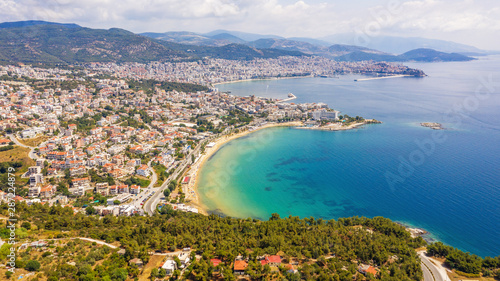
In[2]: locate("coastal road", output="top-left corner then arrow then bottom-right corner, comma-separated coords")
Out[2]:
418,251 -> 451,281
143,121 -> 261,215
421,259 -> 435,281
130,160 -> 158,209
144,142 -> 205,215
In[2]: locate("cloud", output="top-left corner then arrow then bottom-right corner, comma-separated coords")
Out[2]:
0,0 -> 498,48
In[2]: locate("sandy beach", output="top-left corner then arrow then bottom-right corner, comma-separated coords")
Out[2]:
183,121 -> 303,214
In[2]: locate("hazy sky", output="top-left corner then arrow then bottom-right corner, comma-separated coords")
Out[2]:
1,0 -> 499,50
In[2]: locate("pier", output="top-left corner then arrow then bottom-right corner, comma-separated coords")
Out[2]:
354,75 -> 412,82
277,93 -> 297,103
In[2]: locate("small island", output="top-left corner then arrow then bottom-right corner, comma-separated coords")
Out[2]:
420,122 -> 445,130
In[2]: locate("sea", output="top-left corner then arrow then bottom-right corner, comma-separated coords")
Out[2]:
197,55 -> 500,257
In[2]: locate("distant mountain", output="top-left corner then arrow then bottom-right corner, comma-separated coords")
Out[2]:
335,51 -> 399,62
203,30 -> 283,41
0,21 -> 477,64
0,20 -> 80,29
287,37 -> 332,47
245,39 -> 397,60
157,41 -> 306,61
0,22 -> 307,64
140,31 -> 220,46
335,48 -> 474,62
0,24 -> 187,64
208,33 -> 246,44
321,34 -> 485,54
246,38 -> 325,54
398,48 -> 475,62
141,31 -> 246,46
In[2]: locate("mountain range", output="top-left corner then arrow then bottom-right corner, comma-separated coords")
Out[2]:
142,32 -> 475,62
0,20 -> 484,65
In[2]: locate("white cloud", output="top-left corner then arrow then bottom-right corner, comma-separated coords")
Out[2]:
0,0 -> 498,49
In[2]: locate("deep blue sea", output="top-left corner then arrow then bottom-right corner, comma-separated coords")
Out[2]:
198,56 -> 500,257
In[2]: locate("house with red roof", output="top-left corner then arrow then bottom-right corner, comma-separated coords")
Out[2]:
109,185 -> 118,195
70,166 -> 86,177
359,264 -> 378,276
260,255 -> 281,266
39,185 -> 56,198
210,258 -> 222,267
71,177 -> 90,188
0,138 -> 11,146
233,260 -> 248,275
117,185 -> 129,194
136,165 -> 150,177
130,185 -> 141,194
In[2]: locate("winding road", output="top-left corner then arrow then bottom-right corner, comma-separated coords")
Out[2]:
418,251 -> 451,281
7,134 -> 39,160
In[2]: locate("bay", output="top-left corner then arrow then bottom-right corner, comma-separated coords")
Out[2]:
198,56 -> 500,257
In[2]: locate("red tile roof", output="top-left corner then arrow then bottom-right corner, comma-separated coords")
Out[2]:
234,260 -> 248,271
211,259 -> 222,267
266,255 -> 281,264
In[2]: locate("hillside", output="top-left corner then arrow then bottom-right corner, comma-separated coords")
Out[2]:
0,22 -> 477,65
0,23 -> 307,64
399,48 -> 475,62
1,203 -> 428,280
321,34 -> 486,54
141,31 -> 246,46
0,20 -> 81,29
157,41 -> 306,60
0,24 -> 188,64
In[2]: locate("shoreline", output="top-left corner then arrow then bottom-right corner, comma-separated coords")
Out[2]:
183,121 -> 304,214
295,119 -> 382,131
211,75 -> 314,87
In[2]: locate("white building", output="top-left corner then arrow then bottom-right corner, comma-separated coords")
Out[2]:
28,185 -> 41,197
29,173 -> 44,186
312,110 -> 339,121
161,260 -> 177,275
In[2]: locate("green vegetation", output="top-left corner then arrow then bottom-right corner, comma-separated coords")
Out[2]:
0,145 -> 14,152
0,23 -> 306,65
25,260 -> 41,271
159,41 -> 307,61
221,109 -> 253,127
427,241 -> 500,276
0,149 -> 32,194
339,114 -> 365,125
1,203 -> 430,280
127,79 -> 208,94
88,169 -> 115,186
124,176 -> 150,188
0,24 -> 187,64
152,163 -> 169,187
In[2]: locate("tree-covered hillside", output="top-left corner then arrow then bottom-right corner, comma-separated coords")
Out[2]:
0,25 -> 187,64
1,203 -> 427,280
0,23 -> 307,65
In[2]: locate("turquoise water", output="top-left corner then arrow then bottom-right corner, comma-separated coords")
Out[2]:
198,56 -> 500,257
